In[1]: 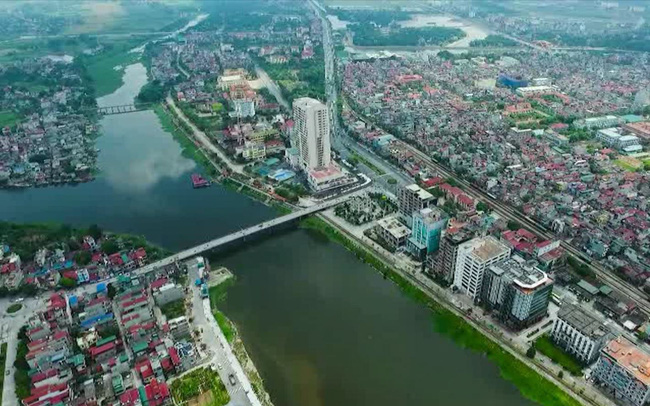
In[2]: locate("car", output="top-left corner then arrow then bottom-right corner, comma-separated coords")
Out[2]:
217,363 -> 222,370
228,374 -> 236,386
5,370 -> 9,376
15,298 -> 24,303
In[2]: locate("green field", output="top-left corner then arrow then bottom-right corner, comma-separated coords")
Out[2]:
613,158 -> 641,172
535,335 -> 583,376
83,40 -> 143,97
299,216 -> 582,406
208,278 -> 236,343
0,111 -> 19,127
160,299 -> 185,320
170,367 -> 230,406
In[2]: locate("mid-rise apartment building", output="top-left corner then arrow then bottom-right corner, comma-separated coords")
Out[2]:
593,337 -> 650,406
481,256 -> 553,329
407,207 -> 449,259
453,236 -> 511,301
430,230 -> 474,284
293,97 -> 330,170
551,304 -> 612,364
398,184 -> 433,226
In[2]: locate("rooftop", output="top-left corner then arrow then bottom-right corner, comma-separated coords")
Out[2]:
558,303 -> 610,339
602,336 -> 650,385
489,256 -> 549,290
405,183 -> 433,200
469,236 -> 510,263
377,216 -> 411,240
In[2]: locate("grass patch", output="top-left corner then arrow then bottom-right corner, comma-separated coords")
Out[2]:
6,303 -> 22,314
300,216 -> 582,406
83,39 -> 143,97
534,335 -> 583,376
614,158 -> 641,172
170,367 -> 230,406
159,299 -> 185,320
208,278 -> 237,343
0,342 -> 7,397
0,111 -> 19,127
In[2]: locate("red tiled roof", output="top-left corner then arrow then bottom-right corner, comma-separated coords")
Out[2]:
89,342 -> 115,358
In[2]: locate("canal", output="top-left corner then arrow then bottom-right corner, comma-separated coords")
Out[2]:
0,63 -> 534,406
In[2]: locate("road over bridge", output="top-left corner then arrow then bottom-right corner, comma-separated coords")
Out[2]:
75,193 -> 354,295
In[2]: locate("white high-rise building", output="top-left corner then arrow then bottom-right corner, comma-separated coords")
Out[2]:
453,236 -> 510,300
293,97 -> 331,170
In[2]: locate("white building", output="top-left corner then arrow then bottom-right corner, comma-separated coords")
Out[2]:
574,115 -> 621,130
293,97 -> 330,170
593,337 -> 650,406
376,216 -> 411,251
307,164 -> 350,192
453,236 -> 511,300
218,74 -> 246,90
515,85 -> 555,97
551,304 -> 612,364
231,99 -> 255,118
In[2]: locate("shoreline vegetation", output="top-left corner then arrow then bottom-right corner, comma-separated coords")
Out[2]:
208,277 -> 275,406
299,216 -> 584,406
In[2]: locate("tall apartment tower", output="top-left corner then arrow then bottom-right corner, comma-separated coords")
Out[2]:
453,236 -> 511,301
293,97 -> 331,170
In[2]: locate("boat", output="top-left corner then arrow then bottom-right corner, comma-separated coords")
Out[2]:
191,173 -> 210,188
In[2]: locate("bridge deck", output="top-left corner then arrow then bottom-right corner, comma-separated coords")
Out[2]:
128,194 -> 351,279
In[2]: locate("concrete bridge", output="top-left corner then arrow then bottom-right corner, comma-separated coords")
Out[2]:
97,104 -> 152,116
76,194 -> 353,295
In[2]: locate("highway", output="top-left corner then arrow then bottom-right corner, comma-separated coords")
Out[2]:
310,0 -> 650,314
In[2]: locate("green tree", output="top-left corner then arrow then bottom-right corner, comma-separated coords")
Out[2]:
107,283 -> 117,299
75,251 -> 91,266
59,277 -> 76,289
507,220 -> 522,231
87,224 -> 102,240
526,346 -> 536,358
102,240 -> 119,255
476,201 -> 490,212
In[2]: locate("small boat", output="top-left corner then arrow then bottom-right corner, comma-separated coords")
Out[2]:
191,173 -> 210,188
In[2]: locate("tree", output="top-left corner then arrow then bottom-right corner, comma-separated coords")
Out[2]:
88,224 -> 102,240
558,371 -> 564,379
638,331 -> 648,342
75,251 -> 91,266
476,201 -> 490,212
102,239 -> 119,255
107,283 -> 117,299
507,220 -> 522,231
526,346 -> 536,358
59,277 -> 76,289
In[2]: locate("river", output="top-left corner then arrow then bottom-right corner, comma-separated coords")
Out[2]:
0,63 -> 534,406
0,63 -> 275,251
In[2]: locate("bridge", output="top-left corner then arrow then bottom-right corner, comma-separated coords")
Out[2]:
97,103 -> 152,116
75,193 -> 354,295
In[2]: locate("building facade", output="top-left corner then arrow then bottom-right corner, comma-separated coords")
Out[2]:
376,216 -> 411,251
398,184 -> 433,226
551,304 -> 611,364
407,207 -> 449,259
430,230 -> 474,284
593,337 -> 650,406
293,97 -> 330,170
453,236 -> 511,301
481,256 -> 553,329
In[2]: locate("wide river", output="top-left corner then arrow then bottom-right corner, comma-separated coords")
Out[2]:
0,64 -> 534,406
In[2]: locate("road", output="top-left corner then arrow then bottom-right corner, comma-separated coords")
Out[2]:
0,296 -> 48,406
166,95 -> 245,174
254,67 -> 290,111
187,263 -> 257,406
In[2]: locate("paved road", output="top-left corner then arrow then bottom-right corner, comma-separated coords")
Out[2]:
0,296 -> 48,406
187,263 -> 256,406
254,67 -> 290,111
166,95 -> 245,174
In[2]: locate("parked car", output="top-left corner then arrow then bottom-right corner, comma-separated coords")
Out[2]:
228,374 -> 236,386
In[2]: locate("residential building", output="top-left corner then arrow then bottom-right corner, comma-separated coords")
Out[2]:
232,99 -> 255,118
551,304 -> 612,364
515,85 -> 555,97
593,337 -> 650,406
481,256 -> 553,329
453,236 -> 511,301
407,207 -> 449,259
153,283 -> 184,307
167,316 -> 191,340
293,97 -> 330,170
430,230 -> 474,284
376,216 -> 411,251
398,184 -> 433,226
574,115 -> 621,130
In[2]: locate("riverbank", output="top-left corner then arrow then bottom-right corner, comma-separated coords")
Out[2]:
299,215 -> 585,406
208,279 -> 275,406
